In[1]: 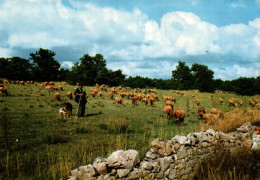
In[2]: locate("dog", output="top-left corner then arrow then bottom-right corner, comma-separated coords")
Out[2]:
59,102 -> 72,118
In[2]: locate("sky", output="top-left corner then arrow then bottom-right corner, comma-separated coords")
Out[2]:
0,0 -> 260,80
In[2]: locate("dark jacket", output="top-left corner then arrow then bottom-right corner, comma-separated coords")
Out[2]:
74,87 -> 87,104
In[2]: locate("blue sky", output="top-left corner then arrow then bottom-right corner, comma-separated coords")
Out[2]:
0,0 -> 260,80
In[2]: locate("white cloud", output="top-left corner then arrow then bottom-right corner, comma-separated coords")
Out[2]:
0,0 -> 260,80
61,61 -> 74,69
230,0 -> 245,8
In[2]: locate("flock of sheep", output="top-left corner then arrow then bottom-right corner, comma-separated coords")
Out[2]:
1,80 -> 260,126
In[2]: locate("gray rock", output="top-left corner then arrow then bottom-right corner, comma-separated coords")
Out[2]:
141,161 -> 153,170
158,157 -> 172,171
107,150 -> 140,170
151,139 -> 172,156
117,168 -> 131,177
145,151 -> 159,160
172,135 -> 191,145
168,169 -> 177,179
127,169 -> 144,179
219,132 -> 230,141
236,122 -> 252,133
156,171 -> 164,179
93,157 -> 107,175
78,164 -> 97,179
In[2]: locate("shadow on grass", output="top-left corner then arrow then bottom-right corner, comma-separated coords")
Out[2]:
85,111 -> 102,117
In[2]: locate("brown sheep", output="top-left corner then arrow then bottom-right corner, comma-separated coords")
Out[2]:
19,81 -> 25,85
228,98 -> 237,106
34,82 -> 37,86
58,85 -> 63,91
91,91 -> 96,98
49,82 -> 55,85
126,87 -> 131,90
67,91 -> 73,100
4,80 -> 9,84
96,83 -> 100,89
256,103 -> 260,110
0,87 -> 8,96
210,108 -> 223,119
26,81 -> 30,84
173,108 -> 185,124
239,100 -> 244,106
98,92 -> 103,98
11,81 -> 16,84
54,93 -> 61,101
249,99 -> 256,107
164,105 -> 173,120
151,93 -> 158,100
142,98 -> 148,105
115,97 -> 123,105
165,101 -> 174,109
202,114 -> 215,124
132,96 -> 138,105
149,97 -> 155,106
219,98 -> 224,104
162,96 -> 167,101
45,86 -> 53,90
195,98 -> 200,106
198,106 -> 206,119
108,92 -> 114,100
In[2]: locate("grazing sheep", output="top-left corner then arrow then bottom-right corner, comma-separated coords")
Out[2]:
118,86 -> 122,90
45,86 -> 53,90
34,82 -> 37,86
67,91 -> 73,100
239,100 -> 244,106
256,103 -> 260,110
151,93 -> 158,100
58,85 -> 63,91
165,101 -> 174,109
210,108 -> 223,119
219,98 -> 224,104
49,82 -> 55,85
98,92 -> 103,98
96,84 -> 100,89
0,87 -> 8,96
115,97 -> 123,105
54,93 -> 61,101
202,114 -> 215,124
91,91 -> 96,98
173,108 -> 185,124
108,92 -> 114,100
26,81 -> 30,84
142,98 -> 148,105
4,80 -> 9,84
198,106 -> 206,119
249,99 -> 256,107
228,98 -> 237,106
164,105 -> 173,120
11,81 -> 16,84
149,98 -> 155,106
19,81 -> 25,85
126,87 -> 131,90
132,96 -> 138,105
195,98 -> 200,106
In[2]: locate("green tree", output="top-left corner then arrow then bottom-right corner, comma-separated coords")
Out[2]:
172,61 -> 194,90
30,48 -> 61,81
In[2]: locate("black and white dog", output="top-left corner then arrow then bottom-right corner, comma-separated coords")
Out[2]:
59,102 -> 73,118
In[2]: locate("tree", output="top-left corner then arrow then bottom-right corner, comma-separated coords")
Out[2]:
172,61 -> 194,90
191,63 -> 215,93
30,48 -> 61,81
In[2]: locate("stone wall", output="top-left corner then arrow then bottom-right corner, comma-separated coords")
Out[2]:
69,122 -> 256,180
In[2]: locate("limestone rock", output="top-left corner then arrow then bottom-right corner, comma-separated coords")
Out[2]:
77,165 -> 97,179
117,168 -> 131,178
242,139 -> 252,148
151,139 -> 172,156
93,157 -> 107,175
107,150 -> 140,170
236,122 -> 252,133
172,135 -> 191,145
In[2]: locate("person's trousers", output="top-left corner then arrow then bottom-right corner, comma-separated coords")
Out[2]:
77,102 -> 86,117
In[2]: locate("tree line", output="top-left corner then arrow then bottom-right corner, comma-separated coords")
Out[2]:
0,48 -> 259,96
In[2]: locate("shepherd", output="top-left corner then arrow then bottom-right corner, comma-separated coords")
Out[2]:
74,82 -> 87,117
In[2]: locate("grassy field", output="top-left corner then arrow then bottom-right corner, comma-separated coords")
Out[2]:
0,82 -> 259,179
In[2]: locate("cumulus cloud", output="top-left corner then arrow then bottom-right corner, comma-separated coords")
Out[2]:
0,0 -> 259,80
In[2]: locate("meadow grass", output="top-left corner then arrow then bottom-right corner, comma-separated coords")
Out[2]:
0,82 -> 259,179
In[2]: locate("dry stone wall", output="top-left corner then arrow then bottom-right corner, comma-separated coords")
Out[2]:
69,122 -> 256,180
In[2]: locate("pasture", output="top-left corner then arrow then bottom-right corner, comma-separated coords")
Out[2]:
0,81 -> 260,179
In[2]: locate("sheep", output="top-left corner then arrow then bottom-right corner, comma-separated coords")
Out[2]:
239,100 -> 244,106
19,81 -> 25,85
165,101 -> 174,109
96,84 -> 100,89
151,93 -> 158,100
98,92 -> 103,98
210,108 -> 223,119
34,82 -> 37,86
108,92 -> 114,100
249,99 -> 256,107
49,82 -> 55,85
67,91 -> 73,100
149,98 -> 155,106
228,98 -> 237,106
91,91 -> 96,98
256,103 -> 260,110
202,114 -> 215,124
164,105 -> 173,120
132,96 -> 138,105
0,87 -> 8,96
115,97 -> 123,105
195,98 -> 200,106
4,80 -> 9,84
118,86 -> 122,91
26,81 -> 30,84
54,93 -> 61,101
173,108 -> 185,124
126,87 -> 131,90
142,98 -> 148,105
219,98 -> 224,104
58,85 -> 63,91
45,86 -> 53,90
198,106 -> 206,119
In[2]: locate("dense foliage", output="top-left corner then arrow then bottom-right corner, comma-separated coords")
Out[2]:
0,48 -> 259,95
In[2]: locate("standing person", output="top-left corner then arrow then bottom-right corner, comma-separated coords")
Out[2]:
74,83 -> 87,117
